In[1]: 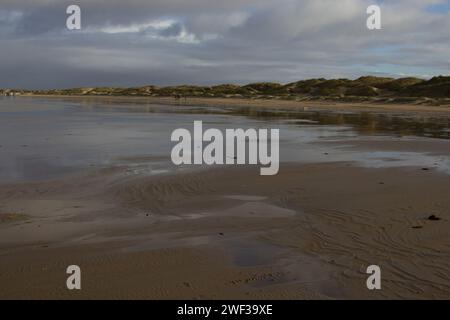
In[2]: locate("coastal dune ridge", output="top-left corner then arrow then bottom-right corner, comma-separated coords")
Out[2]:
4,75 -> 450,106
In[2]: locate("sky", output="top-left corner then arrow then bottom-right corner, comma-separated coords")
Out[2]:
0,0 -> 449,89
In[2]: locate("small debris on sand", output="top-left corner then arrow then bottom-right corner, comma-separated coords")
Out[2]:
427,215 -> 441,221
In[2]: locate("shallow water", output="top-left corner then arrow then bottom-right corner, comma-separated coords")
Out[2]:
0,96 -> 449,183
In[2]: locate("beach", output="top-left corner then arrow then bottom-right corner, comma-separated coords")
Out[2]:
28,94 -> 450,115
1,96 -> 449,299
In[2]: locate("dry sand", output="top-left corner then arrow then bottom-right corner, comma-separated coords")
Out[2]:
1,161 -> 449,299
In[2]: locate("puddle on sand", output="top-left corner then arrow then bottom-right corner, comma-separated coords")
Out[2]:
224,195 -> 268,201
224,238 -> 347,297
226,239 -> 282,267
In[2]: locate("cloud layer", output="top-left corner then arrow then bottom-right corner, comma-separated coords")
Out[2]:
1,0 -> 449,89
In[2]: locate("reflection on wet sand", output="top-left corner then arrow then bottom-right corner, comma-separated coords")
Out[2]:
0,96 -> 449,299
1,96 -> 449,182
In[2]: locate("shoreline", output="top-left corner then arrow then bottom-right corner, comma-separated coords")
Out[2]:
18,94 -> 450,116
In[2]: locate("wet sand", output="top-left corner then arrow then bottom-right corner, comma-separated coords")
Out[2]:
1,96 -> 449,299
28,94 -> 450,116
1,161 -> 449,299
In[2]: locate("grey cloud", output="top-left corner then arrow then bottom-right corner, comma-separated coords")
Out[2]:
0,0 -> 449,89
156,22 -> 183,37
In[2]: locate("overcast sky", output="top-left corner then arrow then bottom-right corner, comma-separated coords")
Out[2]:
1,0 -> 450,89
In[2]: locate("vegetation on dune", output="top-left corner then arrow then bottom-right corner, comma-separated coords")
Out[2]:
353,76 -> 393,86
377,77 -> 424,91
400,76 -> 450,98
3,75 -> 450,104
346,85 -> 379,97
243,82 -> 285,95
210,84 -> 252,96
